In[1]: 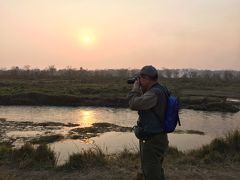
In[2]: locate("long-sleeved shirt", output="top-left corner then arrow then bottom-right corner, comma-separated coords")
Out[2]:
128,88 -> 158,111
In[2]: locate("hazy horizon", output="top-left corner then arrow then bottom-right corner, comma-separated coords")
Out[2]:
1,0 -> 240,70
0,65 -> 239,71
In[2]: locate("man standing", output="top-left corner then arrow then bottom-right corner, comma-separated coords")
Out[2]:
128,65 -> 169,180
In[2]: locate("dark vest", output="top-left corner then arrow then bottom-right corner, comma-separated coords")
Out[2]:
138,83 -> 169,134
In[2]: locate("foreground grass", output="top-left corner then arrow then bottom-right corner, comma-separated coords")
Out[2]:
60,146 -> 107,170
0,143 -> 56,169
189,130 -> 240,163
0,130 -> 239,179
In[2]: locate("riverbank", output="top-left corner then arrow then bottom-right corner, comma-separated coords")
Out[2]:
0,92 -> 239,113
0,130 -> 239,179
0,78 -> 239,112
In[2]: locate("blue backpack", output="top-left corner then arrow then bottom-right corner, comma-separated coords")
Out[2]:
153,86 -> 181,133
163,95 -> 181,133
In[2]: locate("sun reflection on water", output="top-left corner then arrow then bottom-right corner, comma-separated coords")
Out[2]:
80,139 -> 95,144
77,110 -> 96,127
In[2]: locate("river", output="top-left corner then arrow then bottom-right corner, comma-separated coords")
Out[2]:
0,106 -> 239,165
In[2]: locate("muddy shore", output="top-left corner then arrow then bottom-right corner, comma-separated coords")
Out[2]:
0,118 -> 205,146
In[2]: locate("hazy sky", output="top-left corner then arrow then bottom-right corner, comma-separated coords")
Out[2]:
1,0 -> 240,70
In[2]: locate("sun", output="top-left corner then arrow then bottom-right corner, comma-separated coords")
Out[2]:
83,35 -> 93,44
77,29 -> 96,48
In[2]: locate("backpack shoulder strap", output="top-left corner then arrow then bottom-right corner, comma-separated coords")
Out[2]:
151,84 -> 181,127
150,84 -> 168,120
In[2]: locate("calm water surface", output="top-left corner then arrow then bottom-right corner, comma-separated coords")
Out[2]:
1,106 -> 239,165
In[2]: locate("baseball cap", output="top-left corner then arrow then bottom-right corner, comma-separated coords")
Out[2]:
140,65 -> 158,79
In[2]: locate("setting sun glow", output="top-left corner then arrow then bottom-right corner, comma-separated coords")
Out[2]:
1,1 -> 240,69
78,29 -> 96,48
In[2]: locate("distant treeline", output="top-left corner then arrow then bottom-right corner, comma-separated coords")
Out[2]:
0,66 -> 239,82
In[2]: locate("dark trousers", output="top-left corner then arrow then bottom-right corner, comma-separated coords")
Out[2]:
139,133 -> 168,180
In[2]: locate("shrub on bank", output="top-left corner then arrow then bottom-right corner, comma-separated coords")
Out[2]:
61,146 -> 107,170
0,143 -> 12,162
189,130 -> 240,163
0,143 -> 57,169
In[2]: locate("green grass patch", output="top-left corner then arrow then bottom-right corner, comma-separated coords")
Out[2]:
0,78 -> 239,112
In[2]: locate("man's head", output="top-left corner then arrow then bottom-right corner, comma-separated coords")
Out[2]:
139,65 -> 158,89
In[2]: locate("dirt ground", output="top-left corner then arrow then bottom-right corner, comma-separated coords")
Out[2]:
0,161 -> 239,180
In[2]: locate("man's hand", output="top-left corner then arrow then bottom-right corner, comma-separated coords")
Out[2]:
132,79 -> 140,92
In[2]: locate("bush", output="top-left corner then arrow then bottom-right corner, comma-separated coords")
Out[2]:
190,130 -> 240,163
4,143 -> 57,169
117,148 -> 139,161
0,143 -> 12,161
33,144 -> 57,168
62,146 -> 107,170
167,147 -> 183,158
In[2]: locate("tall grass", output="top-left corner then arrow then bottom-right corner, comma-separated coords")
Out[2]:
0,130 -> 239,171
61,146 -> 107,170
117,148 -> 139,161
0,143 -> 57,169
0,142 -> 12,162
189,130 -> 240,163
